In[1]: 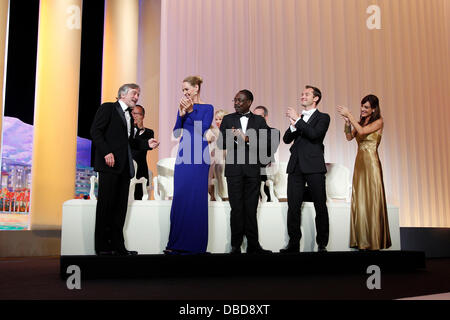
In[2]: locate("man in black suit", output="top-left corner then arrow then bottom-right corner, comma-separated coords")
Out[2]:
90,83 -> 159,256
253,105 -> 280,202
131,104 -> 156,200
280,85 -> 330,253
218,90 -> 274,254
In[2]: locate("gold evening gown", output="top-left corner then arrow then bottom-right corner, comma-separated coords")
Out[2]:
350,130 -> 391,250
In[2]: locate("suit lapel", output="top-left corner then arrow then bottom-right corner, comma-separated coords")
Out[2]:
115,102 -> 128,129
233,112 -> 242,130
307,109 -> 320,124
246,112 -> 255,130
137,128 -> 149,138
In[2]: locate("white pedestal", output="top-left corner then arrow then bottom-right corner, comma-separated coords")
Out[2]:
61,199 -> 400,255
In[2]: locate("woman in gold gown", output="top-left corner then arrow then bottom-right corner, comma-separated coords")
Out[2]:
337,95 -> 391,250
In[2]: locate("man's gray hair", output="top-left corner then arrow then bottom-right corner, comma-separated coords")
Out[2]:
117,83 -> 140,99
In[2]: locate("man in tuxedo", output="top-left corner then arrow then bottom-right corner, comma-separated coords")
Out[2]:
281,85 -> 330,253
218,90 -> 273,254
253,106 -> 280,202
90,83 -> 159,256
131,104 -> 155,200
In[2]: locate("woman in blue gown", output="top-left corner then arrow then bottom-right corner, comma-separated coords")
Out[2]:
165,76 -> 214,254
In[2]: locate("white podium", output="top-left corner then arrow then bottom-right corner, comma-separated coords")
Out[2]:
61,199 -> 400,255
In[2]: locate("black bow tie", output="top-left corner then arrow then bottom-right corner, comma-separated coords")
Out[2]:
240,113 -> 251,118
125,107 -> 132,113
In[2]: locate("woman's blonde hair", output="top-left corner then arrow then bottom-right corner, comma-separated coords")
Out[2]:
183,76 -> 203,92
215,109 -> 227,120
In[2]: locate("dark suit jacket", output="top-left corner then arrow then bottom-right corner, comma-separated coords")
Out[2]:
90,101 -> 149,177
131,127 -> 154,183
283,109 -> 330,174
264,127 -> 280,165
218,112 -> 273,177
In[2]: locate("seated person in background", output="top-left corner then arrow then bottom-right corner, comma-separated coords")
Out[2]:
206,109 -> 227,200
131,104 -> 159,200
252,106 -> 280,202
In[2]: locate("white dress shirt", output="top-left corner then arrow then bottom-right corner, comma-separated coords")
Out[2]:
240,112 -> 251,134
118,100 -> 131,137
136,128 -> 144,136
290,108 -> 317,132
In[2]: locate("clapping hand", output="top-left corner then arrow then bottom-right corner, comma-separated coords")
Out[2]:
231,126 -> 247,142
344,117 -> 350,126
286,107 -> 300,126
336,105 -> 350,119
179,96 -> 194,117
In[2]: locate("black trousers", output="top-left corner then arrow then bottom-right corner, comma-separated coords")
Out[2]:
226,174 -> 261,249
95,170 -> 131,253
287,167 -> 329,248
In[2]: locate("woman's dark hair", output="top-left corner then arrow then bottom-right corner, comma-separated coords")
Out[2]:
359,94 -> 381,126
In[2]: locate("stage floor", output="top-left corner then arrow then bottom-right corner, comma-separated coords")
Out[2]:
1,254 -> 449,302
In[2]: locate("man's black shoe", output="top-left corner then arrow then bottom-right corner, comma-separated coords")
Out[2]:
96,250 -> 117,256
230,246 -> 241,254
279,244 -> 300,253
247,246 -> 272,254
318,246 -> 327,252
117,250 -> 138,256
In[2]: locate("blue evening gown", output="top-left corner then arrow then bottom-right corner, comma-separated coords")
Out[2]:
166,103 -> 214,254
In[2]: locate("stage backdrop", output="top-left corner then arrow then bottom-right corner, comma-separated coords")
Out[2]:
0,0 -> 7,141
155,0 -> 450,227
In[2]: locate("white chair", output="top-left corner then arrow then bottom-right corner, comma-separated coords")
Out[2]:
153,157 -> 176,200
88,160 -> 150,201
129,160 -> 149,201
267,162 -> 288,202
260,163 -> 278,203
260,181 -> 268,203
147,169 -> 153,197
267,162 -> 351,202
89,173 -> 98,200
325,163 -> 352,202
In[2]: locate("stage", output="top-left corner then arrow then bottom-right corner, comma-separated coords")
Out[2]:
60,250 -> 425,280
60,198 -> 413,281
